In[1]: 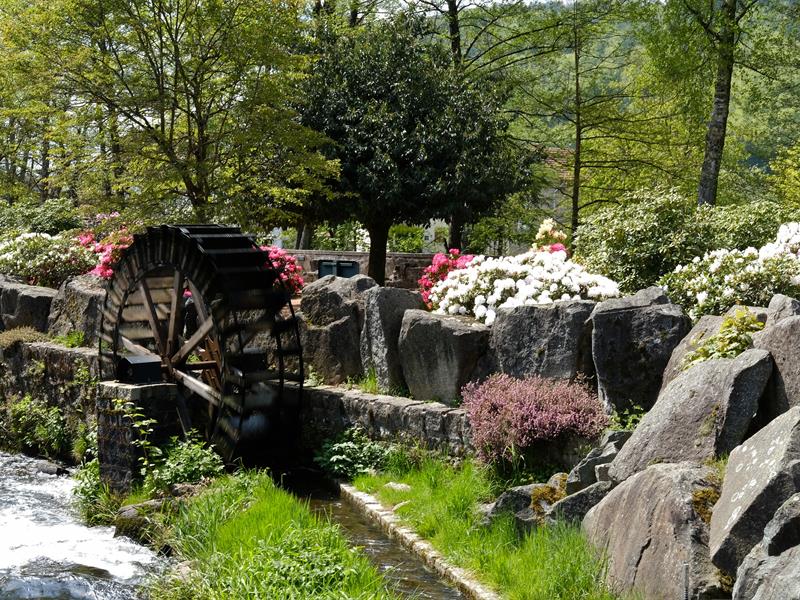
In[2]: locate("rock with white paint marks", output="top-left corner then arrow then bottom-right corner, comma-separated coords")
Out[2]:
709,406 -> 800,575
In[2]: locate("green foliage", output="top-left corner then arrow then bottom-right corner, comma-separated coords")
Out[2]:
314,426 -> 391,480
575,189 -> 800,292
52,330 -> 85,348
144,434 -> 225,494
0,326 -> 49,350
311,220 -> 369,252
73,458 -> 121,526
683,309 -> 764,369
153,471 -> 396,599
0,198 -> 82,235
355,458 -> 622,600
609,406 -> 646,432
1,394 -> 69,459
387,223 -> 424,253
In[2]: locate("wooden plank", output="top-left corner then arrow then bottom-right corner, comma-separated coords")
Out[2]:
173,369 -> 220,405
120,335 -> 158,356
167,271 -> 183,356
118,326 -> 157,340
171,317 -> 215,365
122,304 -> 171,322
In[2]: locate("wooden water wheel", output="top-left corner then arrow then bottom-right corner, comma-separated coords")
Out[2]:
98,224 -> 303,461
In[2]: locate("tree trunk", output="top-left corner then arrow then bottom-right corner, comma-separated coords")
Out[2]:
39,125 -> 49,202
299,223 -> 313,249
571,6 -> 582,236
446,0 -> 462,65
697,0 -> 736,207
448,210 -> 463,250
367,223 -> 390,285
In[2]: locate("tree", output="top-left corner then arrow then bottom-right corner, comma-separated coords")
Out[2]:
4,0 -> 335,222
302,15 -> 531,282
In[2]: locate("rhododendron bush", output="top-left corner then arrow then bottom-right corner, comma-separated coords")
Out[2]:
429,249 -> 620,325
660,222 -> 800,320
0,233 -> 97,288
462,374 -> 608,465
261,246 -> 304,294
78,229 -> 134,279
418,249 -> 474,306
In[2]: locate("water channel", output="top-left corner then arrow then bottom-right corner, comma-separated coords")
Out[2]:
0,453 -> 464,599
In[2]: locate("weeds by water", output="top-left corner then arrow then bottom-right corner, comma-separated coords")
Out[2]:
355,457 -> 623,600
152,471 -> 398,599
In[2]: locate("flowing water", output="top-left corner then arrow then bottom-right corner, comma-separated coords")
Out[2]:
285,470 -> 465,600
0,452 -> 160,600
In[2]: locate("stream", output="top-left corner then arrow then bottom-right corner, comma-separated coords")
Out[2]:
0,452 -> 160,600
0,452 -> 464,599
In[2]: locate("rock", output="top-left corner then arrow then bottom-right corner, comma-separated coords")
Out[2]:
599,429 -> 632,447
767,294 -> 800,325
547,472 -> 568,490
115,499 -> 172,544
610,349 -> 773,483
662,315 -> 724,389
754,316 -> 800,418
589,286 -> 691,412
763,493 -> 800,556
47,275 -> 106,345
490,300 -> 595,380
398,310 -> 490,404
594,463 -> 611,482
0,276 -> 58,332
583,462 -> 725,599
360,287 -> 425,390
300,314 -> 363,384
547,481 -> 613,524
733,544 -> 800,600
566,439 -> 621,494
710,406 -> 800,575
32,459 -> 67,476
725,304 -> 769,323
301,274 -> 378,326
168,483 -> 204,498
488,484 -> 540,520
383,482 -> 412,493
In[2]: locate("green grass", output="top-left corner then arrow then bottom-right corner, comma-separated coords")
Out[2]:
355,457 -> 624,600
152,471 -> 398,600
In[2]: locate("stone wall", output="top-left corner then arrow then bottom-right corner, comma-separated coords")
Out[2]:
292,250 -> 434,289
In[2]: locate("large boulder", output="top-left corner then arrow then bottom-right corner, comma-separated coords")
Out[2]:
398,310 -> 490,404
584,462 -> 725,599
360,287 -> 425,391
0,275 -> 57,332
489,300 -> 595,381
767,294 -> 800,325
47,274 -> 106,345
609,349 -> 773,483
589,286 -> 691,412
753,316 -> 800,418
299,275 -> 378,384
546,481 -> 613,524
301,274 -> 377,326
710,406 -> 800,575
734,495 -> 800,600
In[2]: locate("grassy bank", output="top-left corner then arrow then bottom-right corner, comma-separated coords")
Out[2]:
355,457 -> 624,600
152,471 -> 398,599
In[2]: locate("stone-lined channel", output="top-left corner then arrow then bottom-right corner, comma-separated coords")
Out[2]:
0,452 -> 160,599
286,469 -> 465,599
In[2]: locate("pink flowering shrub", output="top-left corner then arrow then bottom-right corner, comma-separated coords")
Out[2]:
462,374 -> 608,465
77,228 -> 133,279
261,246 -> 304,294
418,249 -> 474,307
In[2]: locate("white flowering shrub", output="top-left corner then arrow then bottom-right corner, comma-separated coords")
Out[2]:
0,233 -> 97,288
429,249 -> 620,325
660,223 -> 800,320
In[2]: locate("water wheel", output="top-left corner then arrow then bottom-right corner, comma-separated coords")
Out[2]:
98,224 -> 303,461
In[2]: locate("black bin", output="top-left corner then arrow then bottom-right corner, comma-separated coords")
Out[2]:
116,355 -> 163,384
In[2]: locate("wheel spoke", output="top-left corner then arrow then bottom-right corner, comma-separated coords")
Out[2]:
173,369 -> 220,405
140,278 -> 165,355
120,335 -> 158,357
167,271 -> 183,356
171,317 -> 214,365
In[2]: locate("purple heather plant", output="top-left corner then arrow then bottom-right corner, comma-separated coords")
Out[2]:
462,374 -> 608,465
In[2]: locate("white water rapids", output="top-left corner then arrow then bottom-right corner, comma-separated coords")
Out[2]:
0,452 -> 160,599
